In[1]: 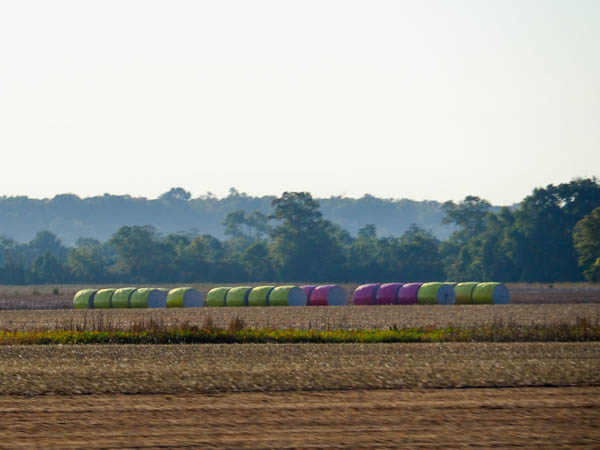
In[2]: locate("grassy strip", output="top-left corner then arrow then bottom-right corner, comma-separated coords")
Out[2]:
1,323 -> 599,345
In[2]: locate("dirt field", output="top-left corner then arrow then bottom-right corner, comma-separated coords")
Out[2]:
1,387 -> 598,448
0,342 -> 597,395
1,282 -> 600,310
1,304 -> 598,332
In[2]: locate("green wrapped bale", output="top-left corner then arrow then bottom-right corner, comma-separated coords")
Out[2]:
472,282 -> 510,305
111,287 -> 137,309
417,282 -> 456,305
225,287 -> 252,307
248,286 -> 275,307
73,289 -> 97,309
269,286 -> 307,307
130,288 -> 167,308
166,287 -> 204,308
206,287 -> 231,307
454,282 -> 479,305
93,288 -> 116,309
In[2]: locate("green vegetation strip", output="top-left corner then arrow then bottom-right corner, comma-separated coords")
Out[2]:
1,324 -> 599,345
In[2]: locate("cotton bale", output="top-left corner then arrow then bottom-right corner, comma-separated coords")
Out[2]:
396,283 -> 422,305
166,287 -> 204,308
111,287 -> 137,309
130,288 -> 167,308
310,285 -> 346,306
375,283 -> 403,305
225,286 -> 252,307
93,288 -> 116,309
417,282 -> 456,305
269,286 -> 307,306
472,282 -> 510,305
300,285 -> 316,304
73,289 -> 97,309
353,283 -> 381,306
248,286 -> 275,307
206,287 -> 231,307
454,282 -> 479,305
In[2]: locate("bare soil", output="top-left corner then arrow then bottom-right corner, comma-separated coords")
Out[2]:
1,304 -> 599,332
0,387 -> 598,448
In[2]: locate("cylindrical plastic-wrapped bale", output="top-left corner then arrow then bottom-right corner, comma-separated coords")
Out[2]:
417,282 -> 456,305
375,283 -> 403,305
454,282 -> 479,305
396,283 -> 422,305
269,286 -> 307,306
166,287 -> 204,308
73,289 -> 97,309
310,285 -> 346,306
130,288 -> 167,308
93,288 -> 116,309
206,287 -> 231,307
353,283 -> 380,305
472,282 -> 510,305
248,286 -> 275,307
112,287 -> 137,309
225,287 -> 252,307
300,285 -> 316,304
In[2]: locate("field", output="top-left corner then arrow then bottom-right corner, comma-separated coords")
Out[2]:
2,282 -> 600,310
1,284 -> 599,447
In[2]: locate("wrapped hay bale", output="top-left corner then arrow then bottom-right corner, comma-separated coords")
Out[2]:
166,287 -> 204,308
375,283 -> 403,305
93,288 -> 116,309
73,289 -> 97,309
300,285 -> 316,303
269,286 -> 307,306
417,282 -> 456,305
353,283 -> 380,305
396,283 -> 422,305
310,285 -> 346,306
206,287 -> 231,307
111,287 -> 137,309
225,286 -> 252,307
248,286 -> 275,307
454,282 -> 479,305
472,282 -> 510,305
130,288 -> 167,308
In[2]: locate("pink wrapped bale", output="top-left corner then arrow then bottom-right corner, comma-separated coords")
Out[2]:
396,282 -> 423,305
353,283 -> 380,306
310,284 -> 346,306
300,285 -> 316,305
375,283 -> 404,305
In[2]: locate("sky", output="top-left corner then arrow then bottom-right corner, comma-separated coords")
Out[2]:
1,0 -> 599,205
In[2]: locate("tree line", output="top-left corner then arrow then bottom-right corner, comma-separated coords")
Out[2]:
1,179 -> 599,285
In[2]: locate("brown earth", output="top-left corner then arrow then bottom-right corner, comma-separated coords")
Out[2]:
1,304 -> 599,332
1,282 -> 600,310
0,387 -> 598,448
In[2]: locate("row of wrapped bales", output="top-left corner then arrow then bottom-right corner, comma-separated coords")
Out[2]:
352,282 -> 509,305
73,287 -> 204,309
206,285 -> 347,307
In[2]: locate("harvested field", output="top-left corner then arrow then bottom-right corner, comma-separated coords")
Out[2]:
1,387 -> 598,448
0,342 -> 597,395
1,282 -> 600,310
1,304 -> 599,332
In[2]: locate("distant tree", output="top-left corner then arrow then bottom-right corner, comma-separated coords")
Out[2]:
241,241 -> 276,281
23,231 -> 68,265
442,196 -> 491,244
0,236 -> 26,284
159,187 -> 191,202
28,252 -> 66,284
573,207 -> 600,282
269,192 -> 344,281
67,241 -> 110,283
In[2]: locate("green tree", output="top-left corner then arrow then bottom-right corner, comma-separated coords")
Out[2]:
269,192 -> 344,281
28,251 -> 66,284
67,241 -> 110,282
573,207 -> 600,281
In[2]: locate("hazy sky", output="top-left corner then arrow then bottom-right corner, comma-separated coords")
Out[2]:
1,1 -> 598,205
